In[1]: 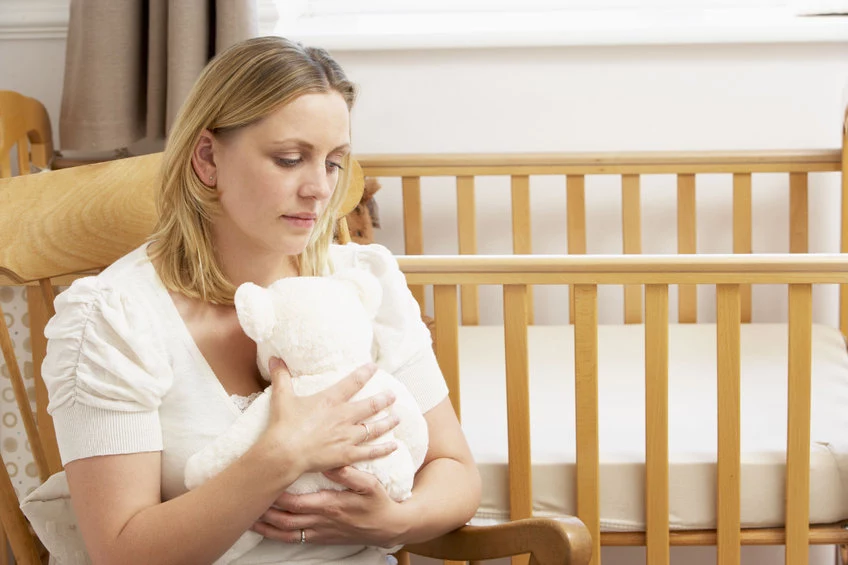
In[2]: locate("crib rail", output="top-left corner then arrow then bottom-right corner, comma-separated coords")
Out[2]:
361,148 -> 847,335
398,253 -> 848,565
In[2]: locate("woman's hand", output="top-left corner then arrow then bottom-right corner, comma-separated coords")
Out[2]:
251,466 -> 409,548
253,358 -> 400,482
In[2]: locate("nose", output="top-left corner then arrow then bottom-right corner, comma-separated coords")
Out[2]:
299,162 -> 334,201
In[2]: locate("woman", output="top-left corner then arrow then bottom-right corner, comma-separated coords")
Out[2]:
42,36 -> 481,564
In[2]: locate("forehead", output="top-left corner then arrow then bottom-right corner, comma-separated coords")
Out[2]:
245,91 -> 351,148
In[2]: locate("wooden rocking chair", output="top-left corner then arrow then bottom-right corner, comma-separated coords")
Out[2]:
0,132 -> 591,564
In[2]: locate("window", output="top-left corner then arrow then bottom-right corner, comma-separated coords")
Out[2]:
262,0 -> 848,49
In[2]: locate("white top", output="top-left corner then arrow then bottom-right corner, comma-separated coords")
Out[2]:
41,242 -> 448,564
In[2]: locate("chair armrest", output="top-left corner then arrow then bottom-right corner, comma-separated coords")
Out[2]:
403,516 -> 592,565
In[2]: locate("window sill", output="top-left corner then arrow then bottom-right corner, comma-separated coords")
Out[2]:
271,9 -> 848,51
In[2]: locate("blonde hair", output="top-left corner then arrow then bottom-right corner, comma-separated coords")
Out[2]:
147,36 -> 357,304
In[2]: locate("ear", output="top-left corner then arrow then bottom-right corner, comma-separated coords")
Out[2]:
191,129 -> 217,187
234,283 -> 277,343
333,268 -> 382,318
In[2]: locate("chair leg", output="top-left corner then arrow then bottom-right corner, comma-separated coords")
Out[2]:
840,544 -> 848,565
0,527 -> 8,565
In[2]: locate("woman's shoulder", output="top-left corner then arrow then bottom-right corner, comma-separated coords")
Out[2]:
61,243 -> 158,300
49,243 -> 163,332
94,243 -> 158,289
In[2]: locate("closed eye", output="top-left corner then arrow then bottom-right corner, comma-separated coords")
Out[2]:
275,157 -> 302,167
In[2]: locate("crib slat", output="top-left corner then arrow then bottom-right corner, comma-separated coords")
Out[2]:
622,174 -> 642,323
432,284 -> 465,565
456,176 -> 479,325
786,283 -> 812,565
716,285 -> 741,565
645,284 -> 670,565
733,174 -> 753,323
402,176 -> 425,313
504,284 -> 532,565
790,173 -> 809,254
511,175 -> 534,326
511,175 -> 532,255
503,285 -> 532,524
567,175 -> 587,325
677,174 -> 697,323
574,284 -> 601,565
434,285 -> 461,420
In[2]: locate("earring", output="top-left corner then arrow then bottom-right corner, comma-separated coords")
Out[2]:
209,175 -> 215,184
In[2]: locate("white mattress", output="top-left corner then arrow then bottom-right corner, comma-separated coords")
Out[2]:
459,323 -> 848,531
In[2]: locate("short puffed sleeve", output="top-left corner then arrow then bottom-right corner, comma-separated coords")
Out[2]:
340,243 -> 449,414
42,276 -> 173,465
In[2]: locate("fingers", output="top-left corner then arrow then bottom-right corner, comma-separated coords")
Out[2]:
347,390 -> 396,425
255,507 -> 319,532
356,413 -> 400,445
323,466 -> 381,494
349,440 -> 398,464
268,357 -> 293,395
251,520 -> 318,545
275,490 -> 335,515
329,363 -> 378,403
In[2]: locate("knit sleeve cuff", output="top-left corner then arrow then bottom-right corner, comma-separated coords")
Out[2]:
393,348 -> 450,415
51,402 -> 163,465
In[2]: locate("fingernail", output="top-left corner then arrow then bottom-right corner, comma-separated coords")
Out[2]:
269,357 -> 283,372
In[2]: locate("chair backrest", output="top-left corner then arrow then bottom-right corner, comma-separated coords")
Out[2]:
0,147 -> 364,564
0,90 -> 57,564
0,91 -> 54,178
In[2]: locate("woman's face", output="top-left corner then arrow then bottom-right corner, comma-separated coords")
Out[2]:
208,91 -> 351,257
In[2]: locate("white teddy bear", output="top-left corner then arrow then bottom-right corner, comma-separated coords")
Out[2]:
183,268 -> 429,564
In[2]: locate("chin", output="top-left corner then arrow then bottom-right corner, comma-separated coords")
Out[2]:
274,237 -> 312,256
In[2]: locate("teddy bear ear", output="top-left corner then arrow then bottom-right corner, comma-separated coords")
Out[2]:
234,283 -> 277,343
363,177 -> 381,200
333,268 -> 383,318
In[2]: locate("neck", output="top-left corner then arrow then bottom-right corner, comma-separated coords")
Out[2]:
212,230 -> 301,288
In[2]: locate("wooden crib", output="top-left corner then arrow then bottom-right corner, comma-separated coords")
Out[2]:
359,110 -> 848,565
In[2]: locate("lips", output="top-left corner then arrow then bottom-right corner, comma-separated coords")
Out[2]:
281,213 -> 318,230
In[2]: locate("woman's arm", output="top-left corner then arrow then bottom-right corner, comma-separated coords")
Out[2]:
386,397 -> 481,544
65,361 -> 398,565
258,396 -> 482,547
66,444 -> 296,565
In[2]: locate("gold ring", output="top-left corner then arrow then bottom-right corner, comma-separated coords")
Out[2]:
361,422 -> 371,443
300,528 -> 306,544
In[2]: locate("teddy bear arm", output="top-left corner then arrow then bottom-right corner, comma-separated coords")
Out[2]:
366,370 -> 430,469
184,393 -> 272,490
353,443 -> 416,502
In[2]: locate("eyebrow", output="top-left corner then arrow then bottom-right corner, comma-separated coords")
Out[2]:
270,139 -> 351,153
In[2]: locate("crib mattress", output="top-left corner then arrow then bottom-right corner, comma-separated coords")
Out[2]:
458,323 -> 848,531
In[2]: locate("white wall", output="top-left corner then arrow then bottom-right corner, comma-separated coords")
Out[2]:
2,15 -> 848,565
0,37 -> 66,147
335,42 -> 848,329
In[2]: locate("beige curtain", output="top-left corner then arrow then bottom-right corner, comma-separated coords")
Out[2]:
59,0 -> 258,151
